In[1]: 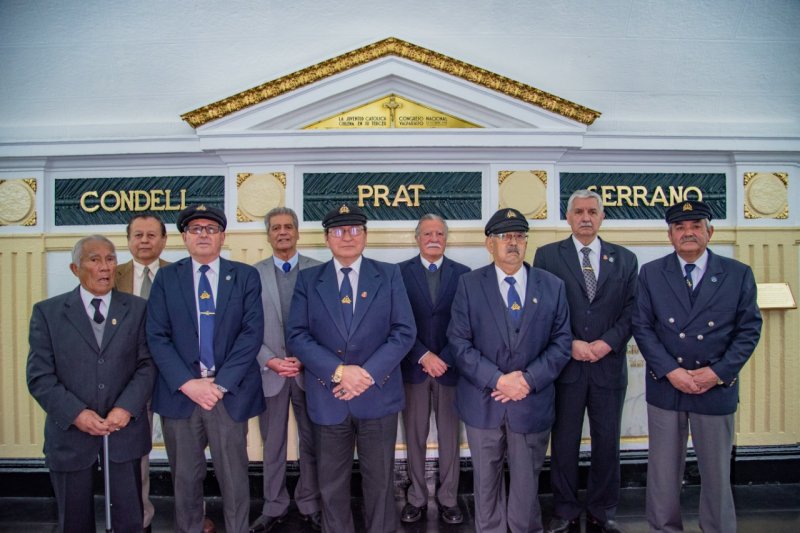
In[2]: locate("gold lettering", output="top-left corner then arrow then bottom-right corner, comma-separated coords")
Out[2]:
684,186 -> 703,201
633,186 -> 648,207
80,191 -> 100,213
373,185 -> 390,206
133,190 -> 150,211
651,186 -> 668,206
669,186 -> 684,205
179,189 -> 187,210
357,185 -> 373,207
392,185 -> 412,207
617,186 -> 632,206
600,185 -> 617,207
119,190 -> 135,212
408,184 -> 426,207
150,189 -> 165,211
100,190 -> 120,212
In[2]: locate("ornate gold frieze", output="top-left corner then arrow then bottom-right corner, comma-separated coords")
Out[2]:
498,170 -> 548,220
743,172 -> 789,219
0,178 -> 37,226
304,94 -> 479,129
236,172 -> 286,222
181,37 -> 601,128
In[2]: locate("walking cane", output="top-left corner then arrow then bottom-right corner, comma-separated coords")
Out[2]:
103,433 -> 112,533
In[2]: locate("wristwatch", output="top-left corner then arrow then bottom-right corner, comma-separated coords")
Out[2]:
215,384 -> 228,394
332,364 -> 344,384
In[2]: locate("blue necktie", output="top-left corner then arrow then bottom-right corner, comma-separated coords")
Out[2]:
684,263 -> 696,305
282,262 -> 291,273
505,277 -> 522,326
340,267 -> 353,331
428,263 -> 438,272
198,265 -> 216,371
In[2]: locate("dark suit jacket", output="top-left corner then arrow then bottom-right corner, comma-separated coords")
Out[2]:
286,257 -> 416,425
27,287 -> 155,471
399,255 -> 470,387
447,263 -> 572,433
533,237 -> 637,389
633,249 -> 762,415
114,258 -> 170,294
146,257 -> 265,422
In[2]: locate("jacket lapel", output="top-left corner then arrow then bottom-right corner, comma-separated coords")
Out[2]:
558,238 -> 589,299
686,250 -> 726,322
214,258 -> 235,330
436,257 -> 456,311
316,261 -> 348,335
408,256 -> 435,309
263,258 -> 282,323
100,290 -> 129,352
64,287 -> 100,352
177,259 -> 199,335
515,264 -> 541,348
595,238 -> 615,297
479,266 -> 512,348
662,253 -> 693,314
350,259 -> 380,334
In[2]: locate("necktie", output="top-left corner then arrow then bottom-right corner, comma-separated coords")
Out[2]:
505,277 -> 522,326
198,265 -> 216,371
684,263 -> 696,305
340,267 -> 353,331
581,247 -> 597,302
426,262 -> 440,304
90,298 -> 105,324
428,263 -> 438,272
282,262 -> 291,273
140,266 -> 152,299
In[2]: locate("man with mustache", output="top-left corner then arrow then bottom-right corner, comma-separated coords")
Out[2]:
633,200 -> 762,533
398,214 -> 470,525
534,190 -> 638,533
448,207 -> 572,532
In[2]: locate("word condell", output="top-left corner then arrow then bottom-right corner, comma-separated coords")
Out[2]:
80,189 -> 188,212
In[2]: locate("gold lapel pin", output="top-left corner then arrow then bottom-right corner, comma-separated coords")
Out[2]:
111,318 -> 117,325
532,297 -> 538,304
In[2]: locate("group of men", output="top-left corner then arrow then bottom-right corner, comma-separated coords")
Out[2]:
27,189 -> 761,533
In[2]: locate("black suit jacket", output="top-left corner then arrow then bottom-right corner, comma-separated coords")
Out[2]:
27,287 -> 155,471
398,255 -> 470,387
533,237 -> 638,389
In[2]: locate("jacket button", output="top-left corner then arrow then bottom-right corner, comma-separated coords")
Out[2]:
697,334 -> 704,340
677,357 -> 684,364
669,317 -> 675,324
679,332 -> 686,339
337,350 -> 343,355
98,384 -> 105,390
708,321 -> 715,327
98,358 -> 104,364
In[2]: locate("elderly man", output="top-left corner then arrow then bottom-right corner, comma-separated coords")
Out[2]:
398,214 -> 470,525
250,207 -> 322,532
114,213 -> 169,533
633,200 -> 762,533
534,190 -> 637,533
448,207 -> 572,532
147,204 -> 265,533
287,203 -> 416,533
27,235 -> 155,533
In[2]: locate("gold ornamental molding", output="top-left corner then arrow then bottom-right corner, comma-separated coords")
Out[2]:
181,37 -> 601,128
0,178 -> 37,226
743,172 -> 789,219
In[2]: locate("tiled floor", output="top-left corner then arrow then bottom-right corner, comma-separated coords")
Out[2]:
1,484 -> 798,532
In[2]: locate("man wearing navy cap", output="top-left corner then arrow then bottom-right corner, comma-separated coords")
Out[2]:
147,204 -> 265,533
448,207 -> 572,532
287,203 -> 416,533
633,200 -> 762,533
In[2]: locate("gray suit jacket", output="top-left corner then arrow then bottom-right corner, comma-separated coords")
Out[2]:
27,287 -> 156,471
253,254 -> 321,397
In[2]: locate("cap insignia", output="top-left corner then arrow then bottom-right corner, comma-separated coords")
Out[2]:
339,204 -> 350,214
506,210 -> 517,218
341,295 -> 352,305
682,202 -> 693,212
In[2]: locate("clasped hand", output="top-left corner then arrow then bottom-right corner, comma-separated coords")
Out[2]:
73,407 -> 132,436
491,371 -> 531,403
332,365 -> 373,401
667,367 -> 720,394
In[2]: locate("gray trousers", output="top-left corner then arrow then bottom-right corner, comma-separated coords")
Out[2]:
402,378 -> 460,508
258,378 -> 320,517
162,402 -> 250,533
141,405 -> 155,527
646,404 -> 736,533
465,420 -> 549,533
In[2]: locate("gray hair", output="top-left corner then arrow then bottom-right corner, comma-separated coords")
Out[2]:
264,207 -> 299,230
71,235 -> 116,266
567,189 -> 604,214
414,213 -> 449,239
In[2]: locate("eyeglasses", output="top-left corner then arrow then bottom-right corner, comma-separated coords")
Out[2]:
186,224 -> 223,235
491,232 -> 528,242
328,226 -> 365,238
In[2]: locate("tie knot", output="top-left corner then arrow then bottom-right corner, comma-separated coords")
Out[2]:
199,264 -> 210,274
282,262 -> 291,273
143,266 -> 151,275
505,276 -> 516,286
684,263 -> 696,275
91,298 -> 102,310
428,263 -> 438,272
581,247 -> 591,258
341,267 -> 352,275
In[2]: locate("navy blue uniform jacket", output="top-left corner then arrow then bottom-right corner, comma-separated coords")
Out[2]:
633,250 -> 762,415
146,257 -> 265,422
447,263 -> 572,433
399,255 -> 470,387
286,258 -> 416,425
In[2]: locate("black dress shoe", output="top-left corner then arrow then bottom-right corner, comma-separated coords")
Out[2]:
142,526 -> 152,533
248,511 -> 288,533
437,503 -> 464,524
546,516 -> 579,533
301,510 -> 322,531
587,514 -> 625,533
400,502 -> 427,523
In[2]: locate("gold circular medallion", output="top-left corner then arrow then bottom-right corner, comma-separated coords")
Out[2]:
238,173 -> 285,221
745,173 -> 787,218
499,171 -> 547,218
0,180 -> 35,226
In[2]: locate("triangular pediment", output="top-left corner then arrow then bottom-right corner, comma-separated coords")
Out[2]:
181,38 -> 600,134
